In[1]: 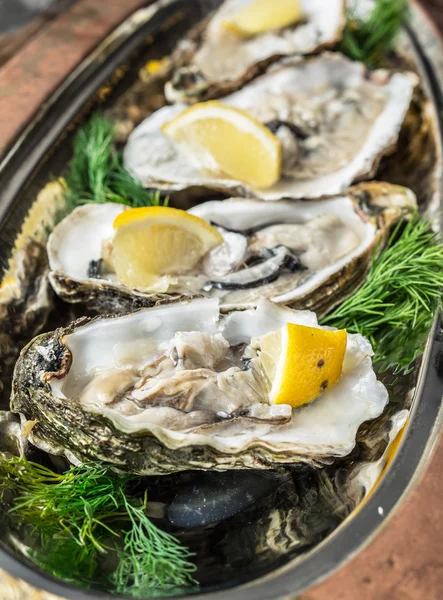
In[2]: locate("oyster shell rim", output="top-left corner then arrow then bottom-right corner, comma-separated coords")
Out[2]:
125,52 -> 419,200
10,298 -> 389,474
46,182 -> 417,315
164,0 -> 348,104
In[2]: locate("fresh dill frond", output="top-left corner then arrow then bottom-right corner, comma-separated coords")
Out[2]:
322,216 -> 443,373
65,114 -> 168,212
340,0 -> 409,68
0,457 -> 197,595
112,493 -> 197,595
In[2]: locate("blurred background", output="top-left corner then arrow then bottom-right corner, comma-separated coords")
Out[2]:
0,0 -> 75,65
423,0 -> 443,29
1,0 -> 442,68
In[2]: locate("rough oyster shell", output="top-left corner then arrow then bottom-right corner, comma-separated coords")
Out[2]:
11,298 -> 388,475
0,239 -> 53,407
47,182 -> 416,315
351,409 -> 409,499
165,0 -> 346,103
0,411 -> 27,457
125,54 -> 418,200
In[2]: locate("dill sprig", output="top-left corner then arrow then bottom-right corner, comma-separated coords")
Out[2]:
0,456 -> 197,595
340,0 -> 409,68
113,493 -> 198,596
65,114 -> 168,212
322,216 -> 443,373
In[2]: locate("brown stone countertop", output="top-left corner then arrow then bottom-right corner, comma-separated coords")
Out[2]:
0,1 -> 442,599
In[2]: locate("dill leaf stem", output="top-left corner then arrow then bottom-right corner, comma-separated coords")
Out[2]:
340,0 -> 409,67
322,216 -> 443,372
64,114 -> 168,214
0,457 -> 197,595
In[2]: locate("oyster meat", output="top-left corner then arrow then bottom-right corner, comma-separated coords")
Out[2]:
165,0 -> 346,103
47,182 -> 416,314
11,298 -> 388,474
125,54 -> 418,199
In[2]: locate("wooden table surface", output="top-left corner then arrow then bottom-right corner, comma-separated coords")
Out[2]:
0,1 -> 442,599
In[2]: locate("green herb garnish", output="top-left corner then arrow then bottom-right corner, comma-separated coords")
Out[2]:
0,457 -> 197,595
340,0 -> 409,68
322,216 -> 443,373
65,114 -> 168,212
113,493 -> 198,596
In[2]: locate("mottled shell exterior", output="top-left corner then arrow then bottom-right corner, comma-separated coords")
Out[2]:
48,272 -> 196,315
0,239 -> 53,406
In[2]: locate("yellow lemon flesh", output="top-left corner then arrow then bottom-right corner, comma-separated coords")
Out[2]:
223,0 -> 303,37
112,206 -> 223,289
161,101 -> 281,189
259,323 -> 347,408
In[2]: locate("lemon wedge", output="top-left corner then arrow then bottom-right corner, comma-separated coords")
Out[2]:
259,323 -> 347,408
161,101 -> 281,189
112,206 -> 223,289
222,0 -> 303,37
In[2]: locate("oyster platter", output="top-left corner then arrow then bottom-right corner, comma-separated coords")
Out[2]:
1,0 -> 443,598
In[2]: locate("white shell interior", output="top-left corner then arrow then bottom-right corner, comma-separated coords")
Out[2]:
46,196 -> 376,309
124,54 -> 417,200
48,299 -> 388,459
189,0 -> 345,83
47,203 -> 126,280
190,197 -> 375,307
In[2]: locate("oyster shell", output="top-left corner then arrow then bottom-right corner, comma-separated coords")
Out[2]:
125,54 -> 418,200
11,298 -> 388,474
0,411 -> 27,457
351,409 -> 409,498
47,182 -> 416,314
165,0 -> 346,103
47,202 -> 191,313
0,239 -> 53,407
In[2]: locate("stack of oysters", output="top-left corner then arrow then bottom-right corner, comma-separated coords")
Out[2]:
3,0 -> 426,525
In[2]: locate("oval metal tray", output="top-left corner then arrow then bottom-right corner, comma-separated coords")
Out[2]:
0,1 -> 442,599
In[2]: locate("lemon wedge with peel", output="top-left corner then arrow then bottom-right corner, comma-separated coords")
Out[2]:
222,0 -> 303,37
161,101 -> 281,189
112,206 -> 223,289
259,323 -> 347,408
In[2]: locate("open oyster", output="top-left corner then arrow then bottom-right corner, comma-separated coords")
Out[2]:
47,182 -> 416,314
11,298 -> 388,474
165,0 -> 346,103
47,202 -> 189,313
125,54 -> 418,200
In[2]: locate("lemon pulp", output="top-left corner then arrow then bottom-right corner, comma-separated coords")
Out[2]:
259,323 -> 347,408
162,101 -> 281,189
112,206 -> 223,289
222,0 -> 303,37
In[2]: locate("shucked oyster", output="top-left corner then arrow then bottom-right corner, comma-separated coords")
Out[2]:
47,182 -> 416,314
165,0 -> 346,103
11,298 -> 388,474
125,54 -> 418,200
